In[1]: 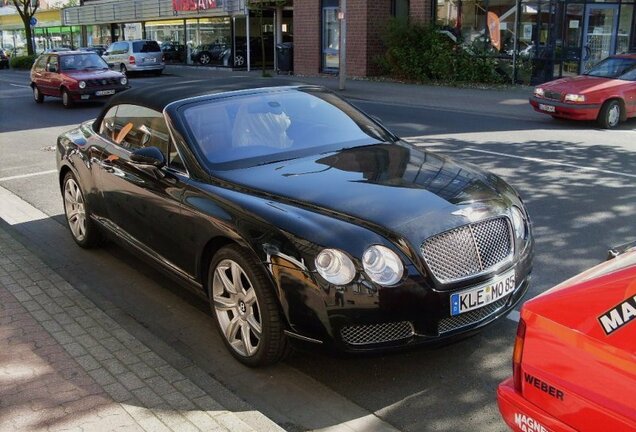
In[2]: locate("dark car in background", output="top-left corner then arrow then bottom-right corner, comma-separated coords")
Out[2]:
161,41 -> 185,63
190,42 -> 227,65
0,49 -> 9,69
31,51 -> 128,108
55,80 -> 533,366
80,45 -> 106,57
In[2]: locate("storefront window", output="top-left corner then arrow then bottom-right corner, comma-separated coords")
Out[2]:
88,24 -> 112,47
186,17 -> 232,66
146,20 -> 186,63
618,4 -> 633,53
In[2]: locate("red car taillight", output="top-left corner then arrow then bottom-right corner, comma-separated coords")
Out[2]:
129,55 -> 136,64
513,317 -> 526,393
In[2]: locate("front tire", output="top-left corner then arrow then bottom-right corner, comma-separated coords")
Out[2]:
33,85 -> 44,103
62,172 -> 102,248
597,100 -> 622,129
61,89 -> 73,108
208,245 -> 289,367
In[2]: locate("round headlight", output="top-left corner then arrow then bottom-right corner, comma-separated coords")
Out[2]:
120,76 -> 128,85
362,245 -> 404,286
315,249 -> 356,285
78,80 -> 86,89
510,206 -> 527,239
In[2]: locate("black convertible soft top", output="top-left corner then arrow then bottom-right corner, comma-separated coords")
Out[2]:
92,77 -> 310,130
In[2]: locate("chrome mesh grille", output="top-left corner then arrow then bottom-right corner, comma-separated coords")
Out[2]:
340,321 -> 414,346
421,217 -> 513,283
543,90 -> 562,101
438,297 -> 508,334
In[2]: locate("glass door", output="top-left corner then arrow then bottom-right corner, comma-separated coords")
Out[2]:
581,4 -> 619,72
322,6 -> 340,71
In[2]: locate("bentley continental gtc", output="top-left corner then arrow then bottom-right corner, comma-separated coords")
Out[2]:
56,81 -> 534,366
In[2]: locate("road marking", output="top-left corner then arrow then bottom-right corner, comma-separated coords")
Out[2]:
9,83 -> 30,88
0,169 -> 57,182
466,147 -> 636,179
507,310 -> 520,322
0,185 -> 50,225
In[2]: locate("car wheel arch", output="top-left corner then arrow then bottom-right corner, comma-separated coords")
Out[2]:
59,165 -> 73,192
199,235 -> 294,328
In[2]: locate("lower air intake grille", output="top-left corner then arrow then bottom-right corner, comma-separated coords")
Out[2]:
438,297 -> 508,334
340,321 -> 414,346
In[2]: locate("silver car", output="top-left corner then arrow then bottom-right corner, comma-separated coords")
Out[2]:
102,40 -> 164,75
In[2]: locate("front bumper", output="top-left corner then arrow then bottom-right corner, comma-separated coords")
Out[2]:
529,96 -> 600,121
497,378 -> 578,432
276,234 -> 534,353
70,85 -> 129,101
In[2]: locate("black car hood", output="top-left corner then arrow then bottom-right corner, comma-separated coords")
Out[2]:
215,142 -> 515,247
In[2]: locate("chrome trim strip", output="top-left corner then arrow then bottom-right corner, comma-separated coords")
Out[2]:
92,215 -> 202,289
283,330 -> 324,344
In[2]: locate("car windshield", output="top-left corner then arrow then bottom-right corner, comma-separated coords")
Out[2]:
585,57 -> 636,79
133,41 -> 161,53
60,53 -> 108,71
181,88 -> 395,169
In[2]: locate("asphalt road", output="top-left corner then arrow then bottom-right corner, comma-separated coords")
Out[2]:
1,67 -> 635,432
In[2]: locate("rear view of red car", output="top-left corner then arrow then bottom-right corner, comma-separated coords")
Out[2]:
30,51 -> 129,108
529,54 -> 636,129
498,243 -> 636,431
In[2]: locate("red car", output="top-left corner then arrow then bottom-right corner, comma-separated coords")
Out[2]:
529,54 -> 636,128
497,242 -> 636,431
30,51 -> 129,108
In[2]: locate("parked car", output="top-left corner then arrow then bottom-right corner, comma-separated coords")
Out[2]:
497,241 -> 636,431
30,51 -> 129,108
56,81 -> 534,366
529,54 -> 636,128
0,49 -> 9,69
190,42 -> 227,65
160,41 -> 185,63
102,40 -> 164,75
79,45 -> 106,57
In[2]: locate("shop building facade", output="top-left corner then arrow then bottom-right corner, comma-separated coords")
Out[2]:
294,0 -> 635,83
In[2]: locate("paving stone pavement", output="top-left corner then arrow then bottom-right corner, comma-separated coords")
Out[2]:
0,225 -> 284,432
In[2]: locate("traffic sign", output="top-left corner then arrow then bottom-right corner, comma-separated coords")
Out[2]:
30,17 -> 37,27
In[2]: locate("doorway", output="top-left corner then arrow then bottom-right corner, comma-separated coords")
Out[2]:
581,4 -> 619,72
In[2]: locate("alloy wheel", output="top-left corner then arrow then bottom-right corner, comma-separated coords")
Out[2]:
212,259 -> 262,357
607,104 -> 620,128
235,55 -> 245,67
200,53 -> 211,65
64,178 -> 86,242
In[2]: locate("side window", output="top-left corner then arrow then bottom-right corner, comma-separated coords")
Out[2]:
47,55 -> 58,72
34,56 -> 47,70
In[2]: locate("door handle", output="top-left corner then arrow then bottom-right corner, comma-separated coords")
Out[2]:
91,157 -> 115,173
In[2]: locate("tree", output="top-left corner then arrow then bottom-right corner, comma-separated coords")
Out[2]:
246,0 -> 286,77
12,0 -> 39,56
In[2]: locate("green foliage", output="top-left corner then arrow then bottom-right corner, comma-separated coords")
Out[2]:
9,55 -> 37,69
381,20 -> 505,85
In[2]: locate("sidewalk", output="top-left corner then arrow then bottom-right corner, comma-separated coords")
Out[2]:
164,65 -> 535,120
0,222 -> 283,432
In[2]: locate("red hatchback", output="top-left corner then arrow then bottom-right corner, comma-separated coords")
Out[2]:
497,243 -> 636,432
529,54 -> 636,128
30,51 -> 129,108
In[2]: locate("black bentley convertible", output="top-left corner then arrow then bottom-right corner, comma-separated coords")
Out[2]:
56,80 -> 534,366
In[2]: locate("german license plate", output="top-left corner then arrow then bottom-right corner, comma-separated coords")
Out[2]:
95,89 -> 115,96
80,94 -> 90,100
450,269 -> 515,316
144,58 -> 156,63
539,103 -> 555,113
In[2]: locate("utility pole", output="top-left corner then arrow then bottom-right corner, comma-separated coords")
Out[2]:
338,0 -> 346,91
